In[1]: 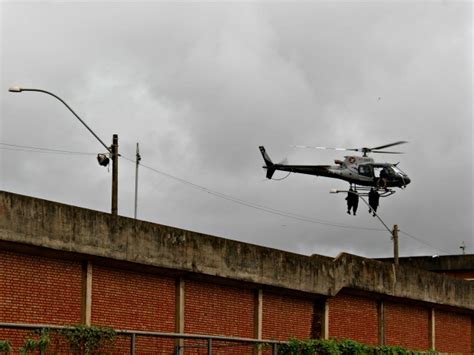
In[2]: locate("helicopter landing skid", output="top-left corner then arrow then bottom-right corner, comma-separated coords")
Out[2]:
349,185 -> 396,197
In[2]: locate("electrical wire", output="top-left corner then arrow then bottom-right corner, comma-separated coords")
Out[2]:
121,155 -> 450,254
399,230 -> 451,254
0,142 -> 96,156
120,155 -> 386,232
0,141 -> 451,254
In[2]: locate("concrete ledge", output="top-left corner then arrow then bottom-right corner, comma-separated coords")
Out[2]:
378,254 -> 474,272
1,190 -> 473,311
334,253 -> 473,308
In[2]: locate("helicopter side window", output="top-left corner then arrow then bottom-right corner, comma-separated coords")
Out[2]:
381,167 -> 396,178
358,165 -> 373,177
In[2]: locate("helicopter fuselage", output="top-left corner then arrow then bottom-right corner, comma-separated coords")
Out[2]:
259,146 -> 410,188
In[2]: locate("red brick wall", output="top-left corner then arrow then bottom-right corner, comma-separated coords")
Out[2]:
385,301 -> 430,350
328,293 -> 379,345
1,249 -> 473,354
91,264 -> 176,332
435,310 -> 472,354
184,280 -> 255,338
0,250 -> 82,324
181,339 -> 257,355
91,265 -> 177,354
262,292 -> 314,341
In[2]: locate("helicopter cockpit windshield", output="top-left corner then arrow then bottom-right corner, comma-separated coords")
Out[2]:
391,166 -> 408,177
374,166 -> 402,179
381,167 -> 395,178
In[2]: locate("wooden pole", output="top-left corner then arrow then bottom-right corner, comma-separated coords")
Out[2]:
111,134 -> 119,215
392,224 -> 399,265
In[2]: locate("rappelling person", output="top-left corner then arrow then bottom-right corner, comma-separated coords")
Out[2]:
346,188 -> 359,216
368,187 -> 380,217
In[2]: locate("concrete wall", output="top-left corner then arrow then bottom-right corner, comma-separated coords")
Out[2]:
379,255 -> 474,282
1,191 -> 473,311
379,254 -> 474,272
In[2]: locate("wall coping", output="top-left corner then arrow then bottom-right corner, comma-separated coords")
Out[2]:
378,255 -> 474,272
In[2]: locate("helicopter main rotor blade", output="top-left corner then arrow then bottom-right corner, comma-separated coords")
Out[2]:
291,145 -> 358,152
371,150 -> 404,154
370,141 -> 408,150
291,141 -> 408,156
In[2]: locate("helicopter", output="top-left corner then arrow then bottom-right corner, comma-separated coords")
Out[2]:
259,141 -> 410,196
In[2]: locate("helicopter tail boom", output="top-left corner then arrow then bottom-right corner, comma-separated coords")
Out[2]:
259,146 -> 276,179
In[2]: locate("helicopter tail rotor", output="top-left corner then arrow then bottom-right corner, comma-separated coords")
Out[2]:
259,146 -> 277,179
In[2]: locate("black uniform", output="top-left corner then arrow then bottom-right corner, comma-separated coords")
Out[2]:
368,188 -> 380,216
346,189 -> 359,215
352,191 -> 359,215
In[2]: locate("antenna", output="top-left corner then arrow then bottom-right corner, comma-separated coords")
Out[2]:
134,143 -> 141,219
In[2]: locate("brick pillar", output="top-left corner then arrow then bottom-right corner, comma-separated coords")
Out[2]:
322,299 -> 329,339
254,289 -> 263,355
81,260 -> 93,325
429,308 -> 436,350
255,289 -> 263,339
378,300 -> 385,345
176,278 -> 185,355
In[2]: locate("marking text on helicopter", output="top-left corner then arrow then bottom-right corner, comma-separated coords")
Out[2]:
258,141 -> 410,193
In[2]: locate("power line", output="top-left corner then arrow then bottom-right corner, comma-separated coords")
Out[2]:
1,141 -> 450,254
0,142 -> 96,156
120,155 -> 387,232
399,230 -> 451,254
120,155 -> 451,254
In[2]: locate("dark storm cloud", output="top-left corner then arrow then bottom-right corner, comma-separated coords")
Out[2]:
1,1 -> 472,258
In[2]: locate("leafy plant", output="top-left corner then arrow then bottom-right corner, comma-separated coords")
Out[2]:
0,340 -> 12,354
19,330 -> 51,354
60,325 -> 116,354
15,325 -> 116,354
278,339 -> 438,355
280,338 -> 340,355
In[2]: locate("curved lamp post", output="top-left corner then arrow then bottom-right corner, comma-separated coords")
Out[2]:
9,86 -> 119,216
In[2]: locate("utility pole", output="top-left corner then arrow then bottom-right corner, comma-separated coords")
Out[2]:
9,86 -> 120,216
330,189 -> 400,265
392,224 -> 399,266
111,134 -> 119,216
134,142 -> 141,219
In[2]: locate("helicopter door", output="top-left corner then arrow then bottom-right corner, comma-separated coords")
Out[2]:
358,165 -> 373,177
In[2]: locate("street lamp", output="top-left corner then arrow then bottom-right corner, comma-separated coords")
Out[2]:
330,189 -> 399,265
9,86 -> 119,216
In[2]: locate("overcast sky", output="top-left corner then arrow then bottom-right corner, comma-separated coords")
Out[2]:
1,1 -> 472,258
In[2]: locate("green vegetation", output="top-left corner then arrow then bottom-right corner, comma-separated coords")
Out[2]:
278,339 -> 439,355
19,331 -> 51,354
11,325 -> 116,355
0,340 -> 12,354
59,325 -> 116,354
